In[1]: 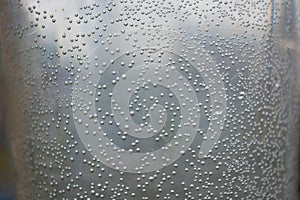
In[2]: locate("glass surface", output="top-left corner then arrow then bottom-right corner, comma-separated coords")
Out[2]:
1,0 -> 300,199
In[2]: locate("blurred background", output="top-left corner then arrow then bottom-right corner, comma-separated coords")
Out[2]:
0,136 -> 15,199
0,105 -> 15,200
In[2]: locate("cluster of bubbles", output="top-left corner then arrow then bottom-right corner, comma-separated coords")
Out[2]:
1,0 -> 299,199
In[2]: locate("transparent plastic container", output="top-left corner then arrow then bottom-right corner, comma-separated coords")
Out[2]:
1,0 -> 300,199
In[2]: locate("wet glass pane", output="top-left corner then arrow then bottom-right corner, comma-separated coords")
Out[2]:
0,0 -> 300,199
